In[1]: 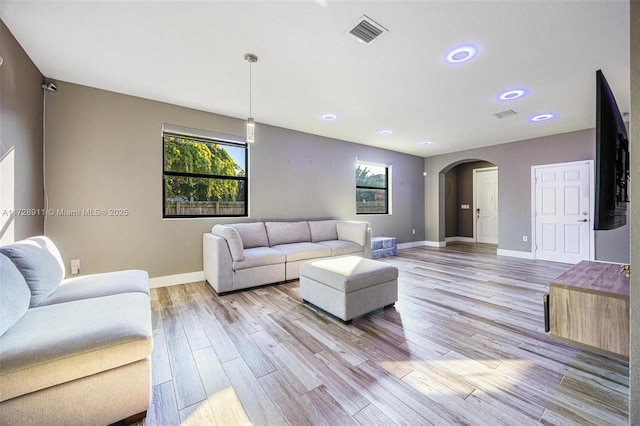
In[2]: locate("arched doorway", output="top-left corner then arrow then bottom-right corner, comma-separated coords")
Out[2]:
442,159 -> 497,245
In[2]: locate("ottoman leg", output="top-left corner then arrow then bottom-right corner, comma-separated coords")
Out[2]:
384,303 -> 395,309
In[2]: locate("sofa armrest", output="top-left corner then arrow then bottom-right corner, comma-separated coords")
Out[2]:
337,221 -> 372,259
364,227 -> 372,259
203,233 -> 234,294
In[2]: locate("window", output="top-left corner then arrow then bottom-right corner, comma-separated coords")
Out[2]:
163,125 -> 248,218
356,161 -> 390,214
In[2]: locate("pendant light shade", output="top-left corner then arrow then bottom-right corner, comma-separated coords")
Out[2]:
244,53 -> 258,143
246,117 -> 255,143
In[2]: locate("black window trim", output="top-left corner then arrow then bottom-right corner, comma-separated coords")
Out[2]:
356,161 -> 391,215
162,124 -> 249,219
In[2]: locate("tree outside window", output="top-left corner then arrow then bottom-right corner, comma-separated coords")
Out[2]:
356,162 -> 390,214
163,130 -> 248,218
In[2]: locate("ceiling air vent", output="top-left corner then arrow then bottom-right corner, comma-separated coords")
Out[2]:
493,109 -> 518,119
348,15 -> 388,44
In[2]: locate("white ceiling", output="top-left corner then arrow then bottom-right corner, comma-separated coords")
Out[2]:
1,1 -> 630,157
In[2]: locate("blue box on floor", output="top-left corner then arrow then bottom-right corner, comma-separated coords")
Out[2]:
371,237 -> 397,259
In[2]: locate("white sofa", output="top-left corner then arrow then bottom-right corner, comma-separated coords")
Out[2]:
203,220 -> 371,294
0,236 -> 152,425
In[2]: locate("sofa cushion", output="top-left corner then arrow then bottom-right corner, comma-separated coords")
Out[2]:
308,220 -> 339,242
233,247 -> 286,271
316,240 -> 363,257
37,270 -> 150,306
0,292 -> 152,402
212,225 -> 244,261
337,221 -> 369,247
271,242 -> 331,262
0,254 -> 31,337
265,221 -> 311,247
229,223 -> 269,249
0,236 -> 65,307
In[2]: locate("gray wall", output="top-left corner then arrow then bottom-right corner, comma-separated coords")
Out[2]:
43,82 -> 425,278
0,20 -> 44,245
424,129 -> 630,263
629,0 -> 638,422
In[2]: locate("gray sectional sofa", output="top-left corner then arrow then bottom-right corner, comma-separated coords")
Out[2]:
0,236 -> 152,425
203,220 -> 371,294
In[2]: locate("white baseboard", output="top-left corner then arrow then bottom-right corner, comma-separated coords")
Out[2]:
445,236 -> 475,243
424,240 -> 446,248
149,271 -> 205,288
397,241 -> 428,249
497,249 -> 534,260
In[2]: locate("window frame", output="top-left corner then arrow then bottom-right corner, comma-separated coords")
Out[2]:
162,125 -> 248,219
356,160 -> 392,215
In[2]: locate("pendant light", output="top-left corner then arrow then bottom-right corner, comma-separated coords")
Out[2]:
244,53 -> 258,143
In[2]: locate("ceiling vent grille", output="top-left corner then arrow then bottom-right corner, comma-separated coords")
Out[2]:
348,15 -> 388,44
493,109 -> 518,119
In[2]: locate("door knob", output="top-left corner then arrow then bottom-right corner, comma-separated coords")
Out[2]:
577,219 -> 588,222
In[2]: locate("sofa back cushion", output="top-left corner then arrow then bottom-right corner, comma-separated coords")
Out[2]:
229,222 -> 269,249
308,220 -> 339,242
0,236 -> 65,307
0,254 -> 32,337
211,225 -> 244,261
337,221 -> 369,247
265,221 -> 311,246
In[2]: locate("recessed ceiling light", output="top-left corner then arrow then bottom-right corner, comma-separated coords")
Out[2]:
420,141 -> 433,146
321,113 -> 337,121
498,89 -> 526,101
530,113 -> 555,122
445,45 -> 477,64
378,129 -> 392,135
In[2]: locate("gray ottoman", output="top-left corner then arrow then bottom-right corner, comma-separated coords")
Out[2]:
299,256 -> 398,323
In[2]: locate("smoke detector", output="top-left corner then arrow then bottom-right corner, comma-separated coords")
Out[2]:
348,15 -> 388,44
493,109 -> 517,119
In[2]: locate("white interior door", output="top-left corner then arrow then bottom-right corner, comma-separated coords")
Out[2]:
474,168 -> 498,244
533,161 -> 592,263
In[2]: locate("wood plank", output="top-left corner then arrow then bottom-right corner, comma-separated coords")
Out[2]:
192,347 -> 251,426
223,323 -> 277,378
258,371 -> 315,426
221,357 -> 287,426
164,312 -> 207,409
352,403 -> 396,426
145,381 -> 180,426
300,385 -> 359,426
150,327 -> 172,386
178,401 -> 217,425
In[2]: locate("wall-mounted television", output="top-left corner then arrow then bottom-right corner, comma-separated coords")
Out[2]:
594,69 -> 629,231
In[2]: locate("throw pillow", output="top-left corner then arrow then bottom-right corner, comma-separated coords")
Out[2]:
0,236 -> 65,307
212,225 -> 244,261
0,253 -> 32,336
229,223 -> 269,248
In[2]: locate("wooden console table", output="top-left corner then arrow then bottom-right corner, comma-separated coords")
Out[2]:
548,260 -> 630,358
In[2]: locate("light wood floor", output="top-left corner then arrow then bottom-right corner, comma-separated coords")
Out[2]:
142,244 -> 629,425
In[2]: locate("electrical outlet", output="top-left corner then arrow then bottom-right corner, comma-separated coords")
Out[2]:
71,259 -> 80,275
412,229 -> 416,235
522,235 -> 528,242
